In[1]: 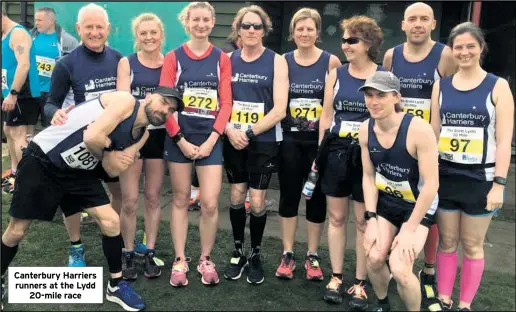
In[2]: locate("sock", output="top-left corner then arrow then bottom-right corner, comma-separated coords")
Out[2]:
109,276 -> 123,288
1,241 -> 19,276
250,210 -> 267,252
378,296 -> 389,305
71,239 -> 82,246
229,203 -> 246,251
283,250 -> 293,255
307,250 -> 318,257
190,189 -> 199,199
424,224 -> 438,269
102,234 -> 123,274
11,168 -> 16,175
332,273 -> 343,280
354,278 -> 366,285
460,257 -> 485,304
436,250 -> 458,297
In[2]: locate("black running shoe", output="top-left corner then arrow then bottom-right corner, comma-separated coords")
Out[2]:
324,275 -> 344,304
144,250 -> 161,278
372,303 -> 391,311
122,252 -> 138,280
223,250 -> 248,280
347,281 -> 368,310
419,270 -> 437,299
246,253 -> 265,284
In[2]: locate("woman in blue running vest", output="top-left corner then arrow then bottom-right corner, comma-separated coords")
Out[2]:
275,7 -> 341,282
430,22 -> 514,311
317,16 -> 385,308
116,13 -> 165,281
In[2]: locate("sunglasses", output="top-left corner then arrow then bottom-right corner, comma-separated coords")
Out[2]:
341,37 -> 361,45
240,23 -> 264,30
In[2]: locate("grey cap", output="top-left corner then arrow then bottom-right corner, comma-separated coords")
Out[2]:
358,71 -> 401,94
153,86 -> 184,112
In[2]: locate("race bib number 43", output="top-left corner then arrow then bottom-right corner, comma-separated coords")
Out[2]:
230,100 -> 264,130
402,97 -> 431,122
2,69 -> 7,90
36,56 -> 56,78
375,172 -> 416,203
339,121 -> 362,139
438,126 -> 484,164
60,142 -> 100,170
182,87 -> 218,118
289,98 -> 322,122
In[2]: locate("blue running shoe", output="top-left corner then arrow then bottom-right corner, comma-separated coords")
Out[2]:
68,244 -> 86,267
106,280 -> 145,311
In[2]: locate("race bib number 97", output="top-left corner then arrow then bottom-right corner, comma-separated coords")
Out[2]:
438,126 -> 484,164
375,172 -> 416,203
230,100 -> 264,130
36,56 -> 56,78
2,69 -> 7,90
60,142 -> 100,170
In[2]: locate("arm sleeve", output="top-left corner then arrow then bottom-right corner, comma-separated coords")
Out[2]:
44,59 -> 72,120
160,51 -> 181,137
213,53 -> 233,135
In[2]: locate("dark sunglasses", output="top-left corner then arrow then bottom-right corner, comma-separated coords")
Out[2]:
341,37 -> 361,45
240,22 -> 264,30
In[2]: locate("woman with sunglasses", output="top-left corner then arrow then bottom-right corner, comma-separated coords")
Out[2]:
274,7 -> 341,282
222,5 -> 289,285
160,1 -> 233,287
116,12 -> 166,281
317,16 -> 384,309
430,22 -> 513,311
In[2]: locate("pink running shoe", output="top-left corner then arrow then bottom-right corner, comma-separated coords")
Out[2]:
197,256 -> 220,285
170,257 -> 189,287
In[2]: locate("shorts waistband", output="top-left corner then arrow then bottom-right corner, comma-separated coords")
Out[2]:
439,159 -> 496,169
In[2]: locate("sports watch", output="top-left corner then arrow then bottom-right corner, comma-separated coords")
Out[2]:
364,211 -> 377,221
494,176 -> 507,186
245,128 -> 255,141
173,132 -> 185,143
10,89 -> 19,96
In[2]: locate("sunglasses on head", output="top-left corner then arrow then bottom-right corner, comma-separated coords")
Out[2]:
240,22 -> 264,30
341,37 -> 361,45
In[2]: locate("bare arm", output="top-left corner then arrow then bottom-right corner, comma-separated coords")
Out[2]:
116,57 -> 131,92
319,68 -> 337,144
382,48 -> 394,72
359,120 -> 379,213
328,54 -> 342,72
9,28 -> 32,93
438,46 -> 458,78
405,120 -> 440,232
492,78 -> 515,180
250,54 -> 288,136
430,80 -> 441,140
83,92 -> 136,158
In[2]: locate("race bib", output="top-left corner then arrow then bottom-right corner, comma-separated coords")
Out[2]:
438,126 -> 484,164
60,142 -> 100,170
230,100 -> 264,130
402,97 -> 431,122
289,98 -> 322,122
2,69 -> 7,90
338,121 -> 362,139
84,89 -> 115,101
375,172 -> 416,203
182,87 -> 218,119
36,55 -> 56,78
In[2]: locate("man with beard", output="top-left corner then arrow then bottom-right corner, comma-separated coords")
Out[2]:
1,88 -> 182,311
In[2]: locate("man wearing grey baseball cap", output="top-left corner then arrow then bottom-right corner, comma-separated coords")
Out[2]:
357,70 -> 440,311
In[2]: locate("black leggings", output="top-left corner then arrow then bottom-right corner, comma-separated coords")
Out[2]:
278,136 -> 326,223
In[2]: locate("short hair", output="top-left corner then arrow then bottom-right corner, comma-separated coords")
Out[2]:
230,5 -> 273,40
340,15 -> 384,62
132,13 -> 165,51
77,3 -> 109,25
36,7 -> 56,21
288,7 -> 322,42
178,2 -> 215,35
447,22 -> 488,63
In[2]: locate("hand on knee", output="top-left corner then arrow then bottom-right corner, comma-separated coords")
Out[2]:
367,248 -> 388,271
98,214 -> 120,236
389,252 -> 413,287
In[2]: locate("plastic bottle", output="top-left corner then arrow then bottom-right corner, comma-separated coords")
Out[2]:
302,171 -> 319,200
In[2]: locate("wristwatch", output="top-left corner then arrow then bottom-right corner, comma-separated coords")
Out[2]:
245,128 -> 255,140
494,176 -> 507,186
364,211 -> 377,221
10,89 -> 19,96
173,132 -> 185,143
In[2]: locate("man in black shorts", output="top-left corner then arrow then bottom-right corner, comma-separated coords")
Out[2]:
1,88 -> 182,311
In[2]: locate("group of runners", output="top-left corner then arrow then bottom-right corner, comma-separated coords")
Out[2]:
1,1 -> 513,311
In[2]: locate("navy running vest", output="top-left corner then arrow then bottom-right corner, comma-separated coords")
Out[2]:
33,97 -> 144,171
391,42 -> 445,123
229,48 -> 281,142
175,45 -> 221,134
368,113 -> 438,213
330,64 -> 386,139
283,50 -> 330,136
438,73 -> 499,181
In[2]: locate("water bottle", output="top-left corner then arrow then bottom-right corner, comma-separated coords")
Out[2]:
302,171 -> 319,200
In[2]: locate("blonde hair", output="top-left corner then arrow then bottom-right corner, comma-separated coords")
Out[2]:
132,13 -> 165,51
288,8 -> 322,42
178,2 -> 215,35
229,5 -> 273,40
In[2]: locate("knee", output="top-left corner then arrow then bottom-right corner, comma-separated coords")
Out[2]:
4,220 -> 29,245
438,232 -> 459,253
122,195 -> 139,215
230,187 -> 247,204
201,199 -> 218,217
172,189 -> 190,209
98,212 -> 120,235
367,248 -> 388,271
389,256 -> 412,288
143,190 -> 161,209
249,193 -> 264,211
3,125 -> 10,137
461,236 -> 484,258
328,210 -> 348,227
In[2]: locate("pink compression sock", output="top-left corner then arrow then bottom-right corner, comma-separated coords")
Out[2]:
436,250 -> 458,297
460,256 -> 485,304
